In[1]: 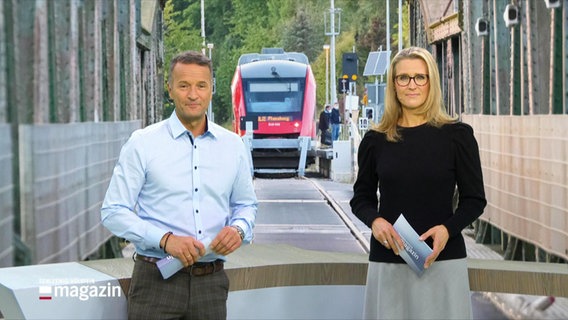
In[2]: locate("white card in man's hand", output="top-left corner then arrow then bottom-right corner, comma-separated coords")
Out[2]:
156,237 -> 212,279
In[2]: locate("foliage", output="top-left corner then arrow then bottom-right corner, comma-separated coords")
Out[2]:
282,9 -> 323,63
163,0 -> 203,71
392,1 -> 411,50
163,0 -> 410,126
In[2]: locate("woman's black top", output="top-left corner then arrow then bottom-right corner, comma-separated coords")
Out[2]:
350,122 -> 487,263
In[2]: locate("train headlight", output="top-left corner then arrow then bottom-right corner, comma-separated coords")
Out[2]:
294,122 -> 300,128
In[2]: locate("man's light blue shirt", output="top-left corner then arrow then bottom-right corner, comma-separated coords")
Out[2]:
101,111 -> 257,261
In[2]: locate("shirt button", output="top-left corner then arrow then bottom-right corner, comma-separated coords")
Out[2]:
194,166 -> 197,170
198,230 -> 202,234
195,188 -> 198,192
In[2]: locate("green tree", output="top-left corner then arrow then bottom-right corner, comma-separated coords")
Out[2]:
163,0 -> 204,118
282,9 -> 323,62
392,1 -> 411,52
163,0 -> 203,69
162,0 -> 409,127
227,0 -> 280,52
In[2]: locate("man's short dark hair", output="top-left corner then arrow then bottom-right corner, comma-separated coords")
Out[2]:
168,51 -> 212,85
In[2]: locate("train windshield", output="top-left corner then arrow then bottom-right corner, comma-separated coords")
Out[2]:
244,79 -> 305,114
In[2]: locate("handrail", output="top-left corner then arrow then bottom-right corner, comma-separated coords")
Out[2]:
1,244 -> 567,319
81,244 -> 568,297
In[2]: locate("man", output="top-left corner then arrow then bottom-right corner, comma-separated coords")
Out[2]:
318,104 -> 331,145
330,102 -> 341,141
101,50 -> 257,319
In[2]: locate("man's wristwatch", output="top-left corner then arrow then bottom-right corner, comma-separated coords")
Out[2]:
232,225 -> 245,241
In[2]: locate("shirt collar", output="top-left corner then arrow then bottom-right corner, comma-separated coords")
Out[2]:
168,111 -> 218,140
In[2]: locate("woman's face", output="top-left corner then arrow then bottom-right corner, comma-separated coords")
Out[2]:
393,58 -> 430,111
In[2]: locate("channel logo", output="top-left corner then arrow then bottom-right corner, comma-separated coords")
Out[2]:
38,286 -> 52,300
37,279 -> 122,301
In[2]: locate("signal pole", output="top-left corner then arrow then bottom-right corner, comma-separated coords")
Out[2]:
398,0 -> 403,51
386,0 -> 390,54
323,44 -> 330,105
325,0 -> 340,105
200,0 -> 206,55
201,0 -> 214,121
207,43 -> 214,122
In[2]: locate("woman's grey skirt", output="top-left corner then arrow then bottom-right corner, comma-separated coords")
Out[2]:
363,258 -> 472,320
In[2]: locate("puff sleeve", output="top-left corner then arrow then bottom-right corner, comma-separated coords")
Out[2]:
443,122 -> 487,237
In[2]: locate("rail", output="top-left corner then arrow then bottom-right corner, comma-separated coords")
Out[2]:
1,244 -> 567,319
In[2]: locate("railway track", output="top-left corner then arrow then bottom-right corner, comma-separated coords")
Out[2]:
252,175 -> 370,255
303,176 -> 370,254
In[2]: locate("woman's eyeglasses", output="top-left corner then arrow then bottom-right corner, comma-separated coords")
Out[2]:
394,74 -> 429,86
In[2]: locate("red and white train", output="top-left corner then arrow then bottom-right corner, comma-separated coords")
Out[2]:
231,48 -> 316,176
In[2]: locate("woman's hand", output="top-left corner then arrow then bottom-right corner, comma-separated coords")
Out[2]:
371,217 -> 404,255
420,225 -> 449,269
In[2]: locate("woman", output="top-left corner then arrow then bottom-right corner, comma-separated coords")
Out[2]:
350,47 -> 486,319
319,104 -> 332,145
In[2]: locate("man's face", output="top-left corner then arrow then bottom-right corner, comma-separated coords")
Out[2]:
168,62 -> 212,127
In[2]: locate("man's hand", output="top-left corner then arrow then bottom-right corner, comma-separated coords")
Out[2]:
162,234 -> 205,267
210,226 -> 243,256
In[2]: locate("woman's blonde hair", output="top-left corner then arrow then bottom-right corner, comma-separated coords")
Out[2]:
373,46 -> 457,142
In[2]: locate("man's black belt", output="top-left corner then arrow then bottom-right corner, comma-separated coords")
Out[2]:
136,254 -> 224,276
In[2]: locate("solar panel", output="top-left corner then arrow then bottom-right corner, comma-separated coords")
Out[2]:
363,51 -> 391,76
